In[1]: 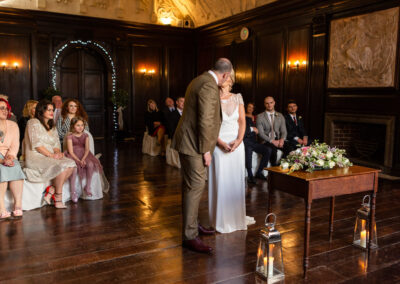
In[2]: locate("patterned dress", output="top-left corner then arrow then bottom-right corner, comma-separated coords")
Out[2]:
23,119 -> 76,182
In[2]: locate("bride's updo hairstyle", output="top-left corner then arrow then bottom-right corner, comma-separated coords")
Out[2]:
35,99 -> 55,131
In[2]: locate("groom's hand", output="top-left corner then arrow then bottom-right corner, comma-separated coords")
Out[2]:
203,152 -> 212,167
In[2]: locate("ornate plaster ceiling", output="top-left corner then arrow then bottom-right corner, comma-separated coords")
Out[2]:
0,0 -> 277,27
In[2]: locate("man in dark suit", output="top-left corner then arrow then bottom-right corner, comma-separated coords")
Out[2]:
162,97 -> 177,138
243,111 -> 272,184
164,96 -> 184,139
285,100 -> 308,153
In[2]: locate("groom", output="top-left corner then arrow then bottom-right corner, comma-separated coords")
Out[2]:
172,58 -> 233,253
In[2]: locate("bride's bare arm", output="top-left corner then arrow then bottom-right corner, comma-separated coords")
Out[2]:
230,103 -> 246,152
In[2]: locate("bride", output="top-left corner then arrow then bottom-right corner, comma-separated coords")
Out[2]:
208,70 -> 255,233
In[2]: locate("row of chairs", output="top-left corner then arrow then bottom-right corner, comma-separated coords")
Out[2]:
142,129 -> 282,176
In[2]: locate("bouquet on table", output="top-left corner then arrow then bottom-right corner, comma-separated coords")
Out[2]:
280,140 -> 353,174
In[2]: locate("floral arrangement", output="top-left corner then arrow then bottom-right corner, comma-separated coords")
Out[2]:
280,140 -> 353,174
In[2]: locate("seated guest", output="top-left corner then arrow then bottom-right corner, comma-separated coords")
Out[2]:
24,100 -> 76,209
57,99 -> 89,143
18,100 -> 38,144
256,96 -> 288,165
64,117 -> 104,202
285,100 -> 308,153
165,97 -> 184,139
52,95 -> 63,123
245,102 -> 256,124
0,94 -> 17,123
244,102 -> 271,183
0,98 -> 26,219
145,99 -> 166,154
162,97 -> 176,138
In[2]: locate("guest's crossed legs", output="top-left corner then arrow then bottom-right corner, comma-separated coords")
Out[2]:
245,141 -> 272,177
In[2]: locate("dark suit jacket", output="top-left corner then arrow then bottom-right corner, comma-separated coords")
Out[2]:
172,72 -> 221,156
244,116 -> 257,143
164,109 -> 181,138
285,114 -> 307,142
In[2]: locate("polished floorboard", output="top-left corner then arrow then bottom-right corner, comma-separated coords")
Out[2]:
1,141 -> 400,283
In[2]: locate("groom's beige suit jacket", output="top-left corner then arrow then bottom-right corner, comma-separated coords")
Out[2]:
172,72 -> 222,156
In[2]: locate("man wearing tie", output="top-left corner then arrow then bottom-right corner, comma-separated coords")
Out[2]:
285,100 -> 308,153
167,97 -> 184,138
256,96 -> 287,166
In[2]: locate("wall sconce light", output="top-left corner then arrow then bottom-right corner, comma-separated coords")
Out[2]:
139,68 -> 155,79
1,61 -> 19,72
160,17 -> 172,25
287,60 -> 307,69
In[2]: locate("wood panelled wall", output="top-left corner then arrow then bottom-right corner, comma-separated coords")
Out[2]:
0,8 -> 194,137
195,0 -> 400,175
1,0 -> 400,174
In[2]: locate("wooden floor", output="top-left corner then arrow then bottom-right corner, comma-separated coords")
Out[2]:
1,140 -> 400,283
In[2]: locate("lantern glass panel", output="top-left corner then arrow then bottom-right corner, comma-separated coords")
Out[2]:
255,214 -> 285,283
353,196 -> 378,250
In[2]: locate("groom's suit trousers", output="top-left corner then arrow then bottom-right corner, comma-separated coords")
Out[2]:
179,153 -> 207,240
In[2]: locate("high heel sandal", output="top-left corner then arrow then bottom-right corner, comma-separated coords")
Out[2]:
0,211 -> 11,220
52,193 -> 67,209
12,207 -> 23,218
44,185 -> 55,205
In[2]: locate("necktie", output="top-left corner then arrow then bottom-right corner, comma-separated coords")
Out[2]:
270,114 -> 275,140
293,116 -> 297,125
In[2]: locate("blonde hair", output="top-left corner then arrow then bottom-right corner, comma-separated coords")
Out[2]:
230,69 -> 235,84
22,100 -> 39,118
147,99 -> 159,112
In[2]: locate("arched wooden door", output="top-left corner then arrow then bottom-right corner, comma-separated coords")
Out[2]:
56,47 -> 108,138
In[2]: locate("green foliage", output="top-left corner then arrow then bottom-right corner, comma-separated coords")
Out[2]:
42,87 -> 62,101
111,89 -> 129,108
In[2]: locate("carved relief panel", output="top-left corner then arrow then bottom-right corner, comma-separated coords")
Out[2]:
328,7 -> 399,88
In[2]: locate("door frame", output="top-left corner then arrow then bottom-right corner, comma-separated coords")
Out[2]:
50,40 -> 117,135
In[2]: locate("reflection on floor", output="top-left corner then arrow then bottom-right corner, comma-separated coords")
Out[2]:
1,140 -> 400,283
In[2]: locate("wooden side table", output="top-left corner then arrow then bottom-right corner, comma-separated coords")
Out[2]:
266,165 -> 380,277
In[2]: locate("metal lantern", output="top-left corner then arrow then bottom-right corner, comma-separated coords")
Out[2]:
255,213 -> 285,283
353,195 -> 378,250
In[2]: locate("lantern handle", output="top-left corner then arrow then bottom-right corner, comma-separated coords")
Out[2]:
362,195 -> 370,206
265,213 -> 276,227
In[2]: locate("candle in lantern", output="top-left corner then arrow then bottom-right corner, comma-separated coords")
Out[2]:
264,256 -> 274,277
360,230 -> 367,248
268,257 -> 274,277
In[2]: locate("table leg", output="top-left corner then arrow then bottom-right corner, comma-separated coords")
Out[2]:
267,174 -> 272,214
369,175 -> 378,251
329,196 -> 335,241
304,201 -> 312,278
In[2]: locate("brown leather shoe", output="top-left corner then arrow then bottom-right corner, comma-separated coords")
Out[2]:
198,224 -> 215,235
182,237 -> 213,254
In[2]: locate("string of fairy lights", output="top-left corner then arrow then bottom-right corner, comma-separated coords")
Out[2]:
51,40 -> 118,131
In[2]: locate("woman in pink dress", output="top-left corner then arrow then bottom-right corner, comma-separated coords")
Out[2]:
64,117 -> 103,202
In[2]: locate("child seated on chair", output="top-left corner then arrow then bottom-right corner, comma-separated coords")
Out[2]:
64,117 -> 103,202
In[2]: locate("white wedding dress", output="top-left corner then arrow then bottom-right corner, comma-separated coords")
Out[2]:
209,93 -> 252,233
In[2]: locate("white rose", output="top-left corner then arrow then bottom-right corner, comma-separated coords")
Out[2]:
295,149 -> 301,154
328,161 -> 335,168
316,159 -> 324,167
281,162 -> 289,169
326,151 -> 333,159
343,158 -> 349,164
312,150 -> 318,157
